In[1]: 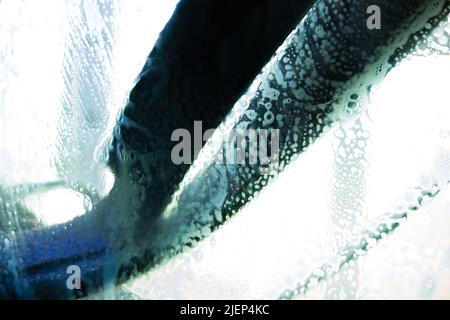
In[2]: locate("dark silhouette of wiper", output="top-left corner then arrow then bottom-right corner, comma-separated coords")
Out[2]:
0,0 -> 447,299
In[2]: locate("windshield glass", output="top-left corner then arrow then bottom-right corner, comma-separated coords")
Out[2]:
0,0 -> 449,300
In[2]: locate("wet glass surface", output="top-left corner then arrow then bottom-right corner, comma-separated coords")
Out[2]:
0,0 -> 177,226
0,0 -> 449,299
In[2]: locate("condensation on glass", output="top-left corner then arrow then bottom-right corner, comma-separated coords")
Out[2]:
0,0 -> 449,299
